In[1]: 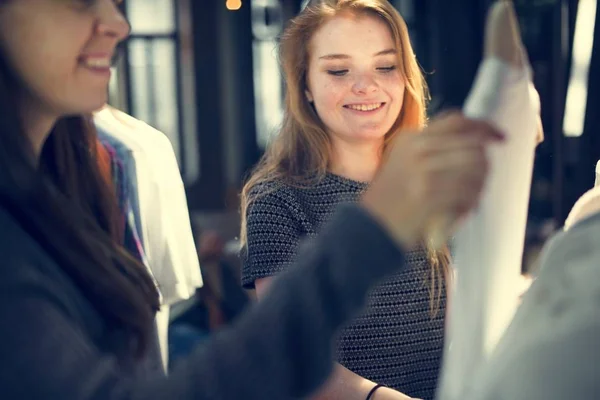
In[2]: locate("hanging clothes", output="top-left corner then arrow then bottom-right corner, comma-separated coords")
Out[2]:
437,3 -> 541,400
97,140 -> 152,277
96,139 -> 165,376
94,106 -> 203,371
94,107 -> 202,302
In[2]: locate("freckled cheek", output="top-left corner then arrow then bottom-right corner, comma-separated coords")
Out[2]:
379,76 -> 406,102
378,72 -> 404,86
314,81 -> 350,111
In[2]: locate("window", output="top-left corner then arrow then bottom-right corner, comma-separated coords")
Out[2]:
393,0 -> 418,51
109,0 -> 199,183
251,0 -> 285,149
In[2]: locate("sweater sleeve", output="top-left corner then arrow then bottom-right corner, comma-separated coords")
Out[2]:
241,187 -> 304,288
0,204 -> 406,400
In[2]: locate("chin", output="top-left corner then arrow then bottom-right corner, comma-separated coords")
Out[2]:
70,96 -> 108,116
354,129 -> 389,141
343,135 -> 386,146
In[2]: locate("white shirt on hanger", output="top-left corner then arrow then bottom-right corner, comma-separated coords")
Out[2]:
438,57 -> 540,400
94,106 -> 203,370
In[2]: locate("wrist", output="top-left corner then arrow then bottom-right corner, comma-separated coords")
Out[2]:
360,192 -> 420,250
365,384 -> 385,400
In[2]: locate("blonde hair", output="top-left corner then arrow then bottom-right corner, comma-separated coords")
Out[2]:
240,0 -> 450,314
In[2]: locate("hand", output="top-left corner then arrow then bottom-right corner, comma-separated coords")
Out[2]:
517,274 -> 533,301
370,386 -> 416,400
197,231 -> 225,263
362,112 -> 504,249
535,115 -> 544,145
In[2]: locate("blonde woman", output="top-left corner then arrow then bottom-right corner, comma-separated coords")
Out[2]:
241,1 -> 451,399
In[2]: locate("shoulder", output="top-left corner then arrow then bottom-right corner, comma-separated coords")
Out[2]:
0,206 -> 68,296
246,179 -> 304,215
244,179 -> 313,242
565,186 -> 600,230
0,206 -> 38,266
94,108 -> 175,153
0,205 -> 106,340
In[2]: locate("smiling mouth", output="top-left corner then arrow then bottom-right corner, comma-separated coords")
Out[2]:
78,54 -> 113,71
343,102 -> 385,112
82,58 -> 111,69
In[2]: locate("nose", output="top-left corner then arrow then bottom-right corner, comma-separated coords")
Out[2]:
95,0 -> 131,41
351,73 -> 379,96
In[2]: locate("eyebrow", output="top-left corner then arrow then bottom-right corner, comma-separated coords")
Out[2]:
318,48 -> 397,60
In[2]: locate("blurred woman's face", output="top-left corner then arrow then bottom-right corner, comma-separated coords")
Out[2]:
0,0 -> 129,119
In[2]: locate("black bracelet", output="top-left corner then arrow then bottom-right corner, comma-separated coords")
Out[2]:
365,384 -> 384,400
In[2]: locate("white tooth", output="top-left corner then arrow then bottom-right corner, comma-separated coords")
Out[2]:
86,58 -> 110,67
348,103 -> 382,111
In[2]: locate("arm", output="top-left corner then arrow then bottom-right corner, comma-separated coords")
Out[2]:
0,204 -> 406,400
246,191 -> 390,400
256,279 -> 414,400
1,112 -> 498,399
257,277 -> 375,400
241,187 -> 304,288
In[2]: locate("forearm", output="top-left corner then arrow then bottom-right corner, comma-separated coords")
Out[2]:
310,364 -> 417,400
160,204 -> 407,399
0,204 -> 407,399
310,364 -> 376,400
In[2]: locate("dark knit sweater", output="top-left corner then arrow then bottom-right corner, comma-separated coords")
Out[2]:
242,173 -> 446,400
0,199 -> 409,399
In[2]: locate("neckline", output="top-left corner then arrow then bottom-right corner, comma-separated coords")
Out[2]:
324,172 -> 369,189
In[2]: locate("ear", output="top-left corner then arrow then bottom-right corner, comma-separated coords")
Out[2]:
305,88 -> 314,103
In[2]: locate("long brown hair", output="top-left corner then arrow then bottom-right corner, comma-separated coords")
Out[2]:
0,38 -> 159,357
240,0 -> 450,313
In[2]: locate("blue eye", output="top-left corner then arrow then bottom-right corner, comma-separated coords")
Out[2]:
327,70 -> 348,76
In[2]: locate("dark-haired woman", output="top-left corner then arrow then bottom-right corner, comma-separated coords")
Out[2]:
0,0 -> 500,398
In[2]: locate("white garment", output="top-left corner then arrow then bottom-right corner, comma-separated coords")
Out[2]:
94,107 -> 203,369
565,185 -> 600,231
564,160 -> 600,231
438,57 -> 540,400
466,212 -> 600,399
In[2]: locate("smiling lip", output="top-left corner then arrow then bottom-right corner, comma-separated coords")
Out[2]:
79,53 -> 113,76
343,102 -> 386,113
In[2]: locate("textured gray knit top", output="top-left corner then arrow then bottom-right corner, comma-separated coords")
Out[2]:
242,173 -> 446,400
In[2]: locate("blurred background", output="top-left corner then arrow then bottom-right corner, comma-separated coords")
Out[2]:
107,0 -> 598,363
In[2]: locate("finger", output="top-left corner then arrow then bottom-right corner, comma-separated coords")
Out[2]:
427,115 -> 505,141
432,183 -> 484,219
429,157 -> 489,200
432,178 -> 487,211
431,108 -> 464,123
416,134 -> 489,155
430,123 -> 505,143
424,147 -> 489,174
415,128 -> 503,160
462,121 -> 506,142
